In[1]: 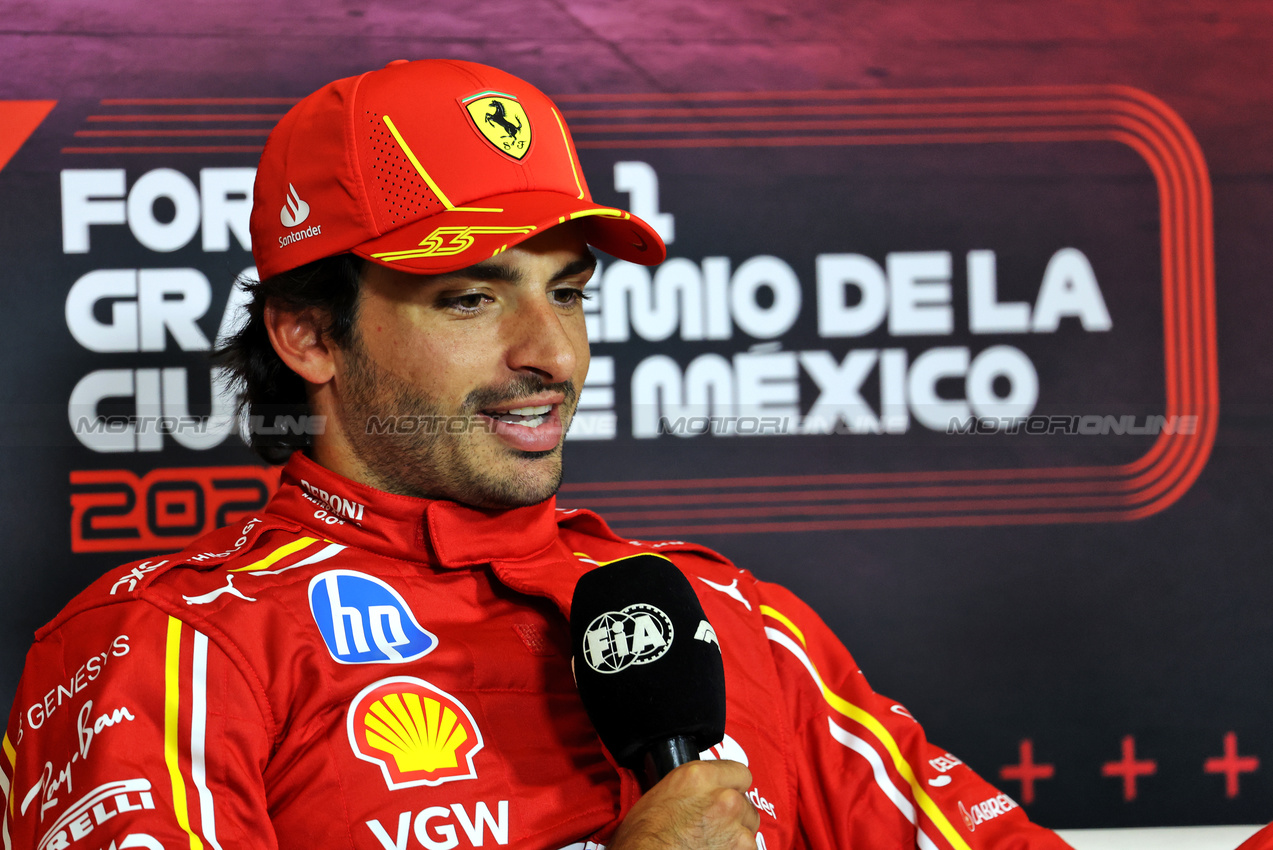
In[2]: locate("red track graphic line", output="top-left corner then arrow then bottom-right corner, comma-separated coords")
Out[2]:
566,493 -> 1152,521
604,510 -> 1162,535
85,113 -> 285,122
75,129 -> 271,138
61,146 -> 264,154
100,97 -> 298,106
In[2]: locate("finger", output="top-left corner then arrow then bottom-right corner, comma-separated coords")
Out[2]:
660,758 -> 752,795
740,792 -> 761,833
699,758 -> 754,792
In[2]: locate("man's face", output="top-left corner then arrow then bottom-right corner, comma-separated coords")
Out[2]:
327,222 -> 594,508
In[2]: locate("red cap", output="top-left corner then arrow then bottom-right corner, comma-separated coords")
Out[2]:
250,59 -> 666,278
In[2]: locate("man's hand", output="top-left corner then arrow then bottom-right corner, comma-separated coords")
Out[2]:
610,759 -> 760,850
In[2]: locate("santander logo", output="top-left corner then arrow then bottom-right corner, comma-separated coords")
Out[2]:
280,183 -> 310,227
700,733 -> 777,820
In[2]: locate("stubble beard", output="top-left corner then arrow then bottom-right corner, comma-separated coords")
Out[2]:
337,336 -> 577,508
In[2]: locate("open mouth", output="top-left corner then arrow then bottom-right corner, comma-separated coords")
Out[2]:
481,404 -> 553,429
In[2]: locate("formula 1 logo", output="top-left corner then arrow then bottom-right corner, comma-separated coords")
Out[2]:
581,603 -> 673,674
347,676 -> 484,789
308,570 -> 436,665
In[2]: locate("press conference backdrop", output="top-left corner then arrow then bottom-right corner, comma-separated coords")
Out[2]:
2,0 -> 1270,839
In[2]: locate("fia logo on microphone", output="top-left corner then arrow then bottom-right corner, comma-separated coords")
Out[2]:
582,603 -> 673,673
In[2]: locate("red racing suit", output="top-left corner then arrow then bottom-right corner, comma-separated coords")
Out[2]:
2,453 -> 1070,850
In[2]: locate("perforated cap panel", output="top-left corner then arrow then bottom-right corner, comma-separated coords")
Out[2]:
367,111 -> 443,229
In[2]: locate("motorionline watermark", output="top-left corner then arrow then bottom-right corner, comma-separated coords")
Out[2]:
653,413 -> 1200,436
946,414 -> 1199,436
73,414 -> 327,436
364,415 -> 498,435
72,413 -> 598,438
70,412 -> 1200,438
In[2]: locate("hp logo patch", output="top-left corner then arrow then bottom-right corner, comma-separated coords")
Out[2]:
581,603 -> 673,674
308,570 -> 436,664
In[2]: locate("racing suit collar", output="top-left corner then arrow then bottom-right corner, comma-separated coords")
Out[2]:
268,452 -> 561,568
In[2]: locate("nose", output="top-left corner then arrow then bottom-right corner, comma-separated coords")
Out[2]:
503,294 -> 580,385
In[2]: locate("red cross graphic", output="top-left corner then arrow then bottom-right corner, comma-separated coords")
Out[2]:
1204,731 -> 1259,798
999,738 -> 1055,804
1101,735 -> 1157,801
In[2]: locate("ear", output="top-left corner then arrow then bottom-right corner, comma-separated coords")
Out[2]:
263,300 -> 337,387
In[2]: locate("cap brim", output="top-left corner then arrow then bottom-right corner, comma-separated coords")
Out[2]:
351,190 -> 667,275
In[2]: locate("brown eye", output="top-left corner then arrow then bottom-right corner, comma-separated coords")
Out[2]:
442,292 -> 492,314
551,287 -> 589,307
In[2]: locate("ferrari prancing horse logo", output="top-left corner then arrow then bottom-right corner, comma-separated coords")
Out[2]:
463,92 -> 531,160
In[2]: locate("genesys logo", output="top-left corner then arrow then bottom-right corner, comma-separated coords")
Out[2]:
309,571 -> 436,664
24,635 -> 130,734
581,603 -> 672,674
958,792 -> 1020,832
348,676 -> 484,790
36,778 -> 155,850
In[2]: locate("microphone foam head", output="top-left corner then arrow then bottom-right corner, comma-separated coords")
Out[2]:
570,554 -> 727,768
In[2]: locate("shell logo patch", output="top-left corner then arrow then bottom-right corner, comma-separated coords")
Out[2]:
347,676 -> 485,789
463,91 -> 531,160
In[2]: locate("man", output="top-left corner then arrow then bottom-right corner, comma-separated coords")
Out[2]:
1,60 -> 1069,850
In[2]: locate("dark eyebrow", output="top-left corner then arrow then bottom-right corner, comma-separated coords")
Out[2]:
551,251 -> 599,282
448,248 -> 598,285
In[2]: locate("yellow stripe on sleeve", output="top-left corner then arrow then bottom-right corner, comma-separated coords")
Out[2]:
164,617 -> 205,850
3,731 -> 15,816
762,606 -> 969,850
230,537 -> 317,573
759,604 -> 807,647
819,681 -> 970,850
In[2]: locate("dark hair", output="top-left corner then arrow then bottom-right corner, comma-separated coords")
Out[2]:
214,254 -> 365,464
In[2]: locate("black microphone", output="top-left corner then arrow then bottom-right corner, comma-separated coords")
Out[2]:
570,553 -> 727,787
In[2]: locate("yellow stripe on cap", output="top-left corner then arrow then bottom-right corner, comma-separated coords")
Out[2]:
382,114 -> 503,213
551,107 -> 586,200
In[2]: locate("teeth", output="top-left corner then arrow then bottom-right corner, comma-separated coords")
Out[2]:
506,405 -> 551,416
507,416 -> 545,428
